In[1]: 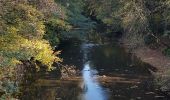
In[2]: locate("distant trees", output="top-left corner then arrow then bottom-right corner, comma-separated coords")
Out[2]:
56,0 -> 96,39
84,0 -> 170,49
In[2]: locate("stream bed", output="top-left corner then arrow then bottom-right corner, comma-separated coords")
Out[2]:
20,41 -> 169,100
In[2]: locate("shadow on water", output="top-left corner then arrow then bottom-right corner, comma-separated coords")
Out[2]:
19,41 -> 168,100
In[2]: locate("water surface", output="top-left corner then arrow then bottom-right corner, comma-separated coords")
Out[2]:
20,41 -> 168,100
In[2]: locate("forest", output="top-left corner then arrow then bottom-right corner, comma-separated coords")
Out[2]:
0,0 -> 170,100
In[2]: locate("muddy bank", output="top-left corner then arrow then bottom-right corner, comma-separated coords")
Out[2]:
123,43 -> 170,96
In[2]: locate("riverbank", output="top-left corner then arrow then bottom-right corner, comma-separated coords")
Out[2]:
123,43 -> 170,95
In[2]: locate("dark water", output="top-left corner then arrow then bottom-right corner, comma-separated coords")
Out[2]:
20,41 -> 168,100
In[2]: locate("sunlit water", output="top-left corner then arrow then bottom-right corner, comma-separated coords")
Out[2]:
80,62 -> 107,100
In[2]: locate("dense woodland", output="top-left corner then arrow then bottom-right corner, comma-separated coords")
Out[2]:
0,0 -> 170,99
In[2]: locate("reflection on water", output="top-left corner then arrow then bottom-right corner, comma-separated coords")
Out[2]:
19,41 -> 168,100
80,62 -> 107,100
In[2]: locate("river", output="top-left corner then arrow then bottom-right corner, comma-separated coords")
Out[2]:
19,41 -> 168,100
